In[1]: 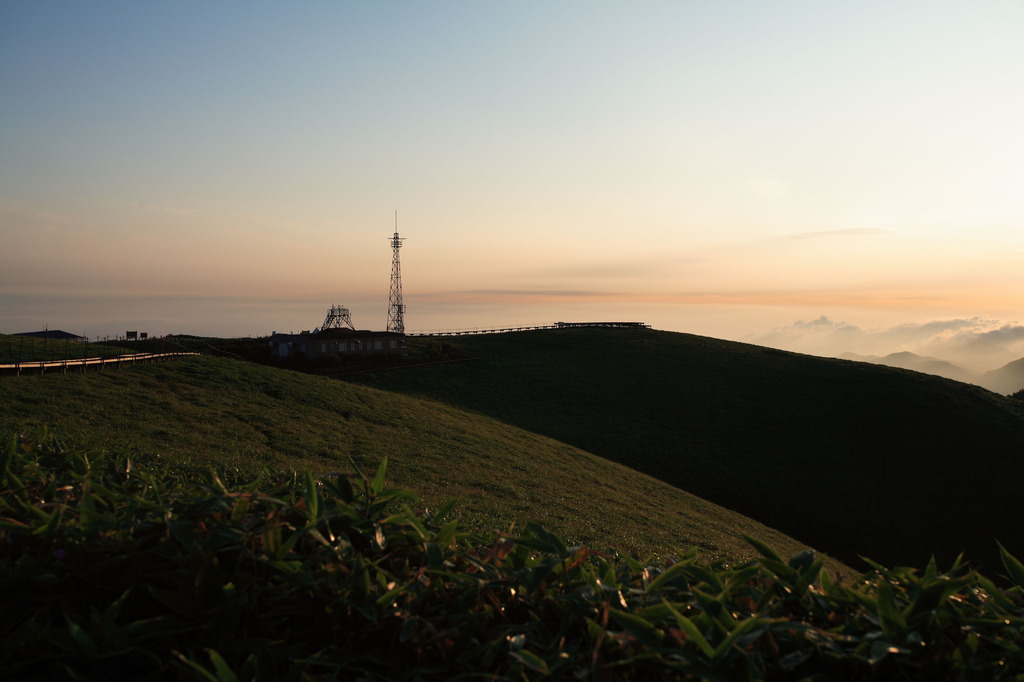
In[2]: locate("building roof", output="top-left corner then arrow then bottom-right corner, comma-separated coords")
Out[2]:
15,330 -> 85,340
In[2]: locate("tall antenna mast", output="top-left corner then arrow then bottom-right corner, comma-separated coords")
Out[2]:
386,211 -> 406,334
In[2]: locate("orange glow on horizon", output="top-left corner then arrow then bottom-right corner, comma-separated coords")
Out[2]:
413,288 -> 1024,312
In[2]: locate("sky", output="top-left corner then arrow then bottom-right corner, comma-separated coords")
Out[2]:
2,1 -> 1023,369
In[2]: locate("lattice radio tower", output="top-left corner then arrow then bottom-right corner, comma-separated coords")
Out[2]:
386,212 -> 406,334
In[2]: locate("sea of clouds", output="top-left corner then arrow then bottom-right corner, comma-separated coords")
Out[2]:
750,316 -> 1024,372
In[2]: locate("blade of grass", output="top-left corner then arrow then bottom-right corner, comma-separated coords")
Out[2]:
998,542 -> 1024,589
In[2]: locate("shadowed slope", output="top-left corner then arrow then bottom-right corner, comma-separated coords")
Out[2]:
0,354 -> 839,568
356,327 -> 1024,572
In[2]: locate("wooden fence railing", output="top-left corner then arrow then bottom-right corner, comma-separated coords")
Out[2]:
407,322 -> 650,337
0,352 -> 199,376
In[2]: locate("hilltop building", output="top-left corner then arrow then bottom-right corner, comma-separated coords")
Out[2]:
268,327 -> 405,361
271,221 -> 409,362
268,304 -> 406,361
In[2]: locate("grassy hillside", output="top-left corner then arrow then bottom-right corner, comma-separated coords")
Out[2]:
0,353 -> 837,569
0,333 -> 267,365
355,327 -> 1024,573
0,333 -> 127,364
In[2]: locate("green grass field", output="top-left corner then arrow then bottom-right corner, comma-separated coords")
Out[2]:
354,327 -> 1024,574
0,347 -> 839,571
7,324 -> 1024,575
0,334 -> 128,364
8,326 -> 1024,679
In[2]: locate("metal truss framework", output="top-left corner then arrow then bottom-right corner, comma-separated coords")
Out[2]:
387,215 -> 406,334
321,305 -> 355,331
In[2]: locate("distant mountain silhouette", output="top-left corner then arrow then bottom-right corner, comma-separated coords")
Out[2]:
841,350 -> 1024,395
982,357 -> 1024,395
840,351 -> 977,382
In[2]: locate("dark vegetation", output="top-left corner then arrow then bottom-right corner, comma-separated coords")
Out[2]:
354,328 -> 1024,574
4,433 -> 1024,681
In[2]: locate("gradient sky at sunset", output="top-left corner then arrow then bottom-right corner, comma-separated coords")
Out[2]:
3,2 -> 1023,367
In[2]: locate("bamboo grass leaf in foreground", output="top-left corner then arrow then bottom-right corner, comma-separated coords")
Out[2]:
2,432 -> 1024,681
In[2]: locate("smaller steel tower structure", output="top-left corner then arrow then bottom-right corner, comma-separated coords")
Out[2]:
321,305 -> 355,331
386,212 -> 406,334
